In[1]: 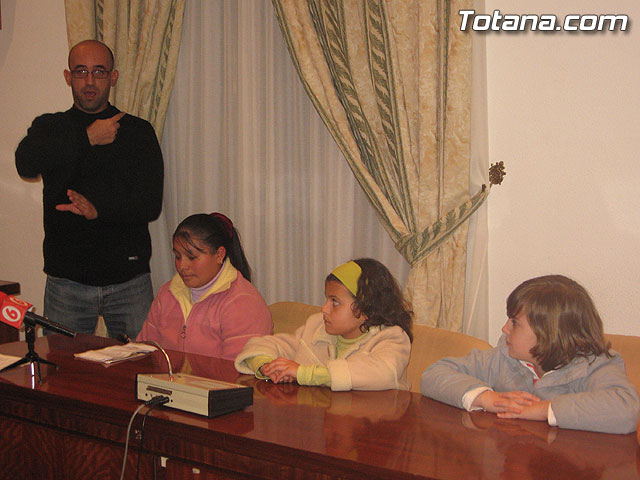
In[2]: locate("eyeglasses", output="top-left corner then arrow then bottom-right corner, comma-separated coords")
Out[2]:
70,68 -> 112,79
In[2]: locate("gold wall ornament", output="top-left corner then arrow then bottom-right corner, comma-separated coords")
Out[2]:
489,161 -> 506,186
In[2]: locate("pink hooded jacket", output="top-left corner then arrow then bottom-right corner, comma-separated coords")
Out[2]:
137,260 -> 272,360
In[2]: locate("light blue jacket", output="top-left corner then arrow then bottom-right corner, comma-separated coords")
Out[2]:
421,335 -> 640,434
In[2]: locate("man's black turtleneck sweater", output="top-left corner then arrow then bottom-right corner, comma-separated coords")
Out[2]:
15,104 -> 164,286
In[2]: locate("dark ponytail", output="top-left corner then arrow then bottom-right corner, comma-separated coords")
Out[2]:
173,213 -> 253,282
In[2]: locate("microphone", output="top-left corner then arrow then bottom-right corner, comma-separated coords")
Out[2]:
118,333 -> 174,381
0,292 -> 76,337
25,310 -> 77,337
125,332 -> 254,417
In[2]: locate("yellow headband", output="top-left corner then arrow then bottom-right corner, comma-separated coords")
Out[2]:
331,261 -> 362,297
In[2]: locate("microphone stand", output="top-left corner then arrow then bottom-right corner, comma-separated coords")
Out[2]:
0,317 -> 76,384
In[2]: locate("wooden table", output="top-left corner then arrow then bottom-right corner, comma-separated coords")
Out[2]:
0,335 -> 638,479
0,280 -> 20,343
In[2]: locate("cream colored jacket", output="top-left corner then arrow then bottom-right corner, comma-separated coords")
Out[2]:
235,312 -> 411,391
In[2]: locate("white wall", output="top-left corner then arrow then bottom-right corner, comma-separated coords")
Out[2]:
485,0 -> 640,344
0,1 -> 69,314
1,1 -> 639,345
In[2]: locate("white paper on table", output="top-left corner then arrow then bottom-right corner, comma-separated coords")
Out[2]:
74,342 -> 157,365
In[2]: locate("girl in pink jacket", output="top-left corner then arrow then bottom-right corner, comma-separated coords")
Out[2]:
235,258 -> 413,391
137,213 -> 272,360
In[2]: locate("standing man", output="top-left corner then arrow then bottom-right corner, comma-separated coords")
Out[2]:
15,40 -> 164,339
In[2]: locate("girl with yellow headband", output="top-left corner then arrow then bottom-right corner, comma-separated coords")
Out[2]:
235,258 -> 413,391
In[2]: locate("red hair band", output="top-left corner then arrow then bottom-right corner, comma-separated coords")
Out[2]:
210,212 -> 234,240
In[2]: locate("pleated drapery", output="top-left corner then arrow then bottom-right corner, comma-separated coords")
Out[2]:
149,1 -> 411,308
271,0 -> 494,328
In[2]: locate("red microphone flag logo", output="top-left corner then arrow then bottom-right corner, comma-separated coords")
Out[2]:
0,293 -> 32,329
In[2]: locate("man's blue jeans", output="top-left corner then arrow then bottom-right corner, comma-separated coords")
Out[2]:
44,273 -> 153,339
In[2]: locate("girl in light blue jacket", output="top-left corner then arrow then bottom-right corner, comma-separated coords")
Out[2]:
421,274 -> 639,434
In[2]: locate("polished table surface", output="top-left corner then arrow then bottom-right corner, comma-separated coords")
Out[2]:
0,334 -> 639,479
